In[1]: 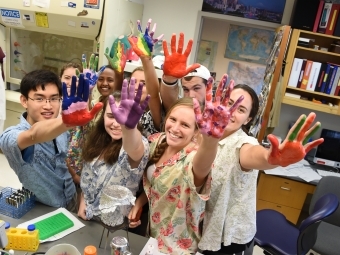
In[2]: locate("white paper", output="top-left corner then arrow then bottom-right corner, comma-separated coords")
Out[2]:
61,1 -> 68,7
317,170 -> 340,177
17,208 -> 85,243
67,20 -> 76,27
32,0 -> 50,8
0,9 -> 25,28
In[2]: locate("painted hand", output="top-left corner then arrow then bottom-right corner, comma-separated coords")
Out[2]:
194,75 -> 244,138
109,78 -> 150,129
81,53 -> 105,90
62,74 -> 103,126
104,36 -> 131,73
162,33 -> 201,78
128,18 -> 164,57
267,112 -> 324,167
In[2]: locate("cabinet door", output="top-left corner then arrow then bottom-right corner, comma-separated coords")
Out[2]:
257,173 -> 315,209
257,199 -> 301,224
4,110 -> 22,130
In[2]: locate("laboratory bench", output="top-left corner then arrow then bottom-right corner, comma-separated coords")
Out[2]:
0,202 -> 148,255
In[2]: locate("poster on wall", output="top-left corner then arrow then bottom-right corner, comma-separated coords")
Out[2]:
196,40 -> 218,71
225,24 -> 275,65
227,61 -> 265,95
202,0 -> 286,24
84,0 -> 100,9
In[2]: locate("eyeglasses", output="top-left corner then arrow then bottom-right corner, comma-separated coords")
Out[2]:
28,96 -> 62,105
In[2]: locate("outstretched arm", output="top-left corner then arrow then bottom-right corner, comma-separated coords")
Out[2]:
239,113 -> 324,170
192,76 -> 243,186
128,19 -> 163,129
109,79 -> 150,167
160,33 -> 200,112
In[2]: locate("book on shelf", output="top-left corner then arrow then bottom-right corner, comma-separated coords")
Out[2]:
320,64 -> 333,93
330,67 -> 340,95
288,58 -> 303,87
325,4 -> 340,35
300,60 -> 313,90
335,75 -> 340,96
318,2 -> 333,33
285,92 -> 301,99
315,63 -> 328,92
314,1 -> 325,32
306,62 -> 322,91
297,59 -> 307,88
325,65 -> 338,94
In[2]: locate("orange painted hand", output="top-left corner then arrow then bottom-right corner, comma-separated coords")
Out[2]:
162,33 -> 200,78
267,112 -> 324,167
193,75 -> 243,138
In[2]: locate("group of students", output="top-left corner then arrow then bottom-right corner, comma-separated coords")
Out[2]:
0,20 -> 324,255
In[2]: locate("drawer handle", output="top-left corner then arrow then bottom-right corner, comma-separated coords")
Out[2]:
280,186 -> 291,191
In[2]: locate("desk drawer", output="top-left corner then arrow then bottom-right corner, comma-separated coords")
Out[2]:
257,199 -> 300,224
257,173 -> 315,209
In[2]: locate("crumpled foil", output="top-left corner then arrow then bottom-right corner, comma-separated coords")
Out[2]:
99,185 -> 136,227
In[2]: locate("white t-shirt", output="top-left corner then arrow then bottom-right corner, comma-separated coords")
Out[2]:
199,129 -> 259,251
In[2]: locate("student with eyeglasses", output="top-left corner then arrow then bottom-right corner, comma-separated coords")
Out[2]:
0,69 -> 100,211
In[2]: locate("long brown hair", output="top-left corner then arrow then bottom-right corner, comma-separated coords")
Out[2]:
147,97 -> 196,166
82,91 -> 122,165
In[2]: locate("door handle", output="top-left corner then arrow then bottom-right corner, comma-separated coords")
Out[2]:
280,186 -> 291,191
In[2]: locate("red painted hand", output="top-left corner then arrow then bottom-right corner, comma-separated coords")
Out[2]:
267,112 -> 324,167
193,75 -> 243,138
162,33 -> 200,78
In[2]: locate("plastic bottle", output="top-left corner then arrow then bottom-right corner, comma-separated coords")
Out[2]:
27,224 -> 35,235
5,222 -> 10,232
84,245 -> 97,255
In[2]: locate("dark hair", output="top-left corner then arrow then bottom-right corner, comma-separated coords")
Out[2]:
233,84 -> 259,135
182,76 -> 208,86
82,91 -> 143,165
20,69 -> 62,98
147,97 -> 196,167
59,62 -> 83,77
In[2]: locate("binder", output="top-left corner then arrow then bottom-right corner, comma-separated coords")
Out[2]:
325,4 -> 340,35
297,59 -> 307,88
314,1 -> 325,32
320,64 -> 332,92
330,66 -> 340,95
306,62 -> 322,91
315,63 -> 328,92
300,60 -> 313,90
325,65 -> 337,94
288,58 -> 303,87
318,2 -> 333,33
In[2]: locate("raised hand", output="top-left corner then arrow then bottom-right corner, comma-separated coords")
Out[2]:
109,78 -> 150,129
194,76 -> 243,138
62,74 -> 103,126
81,53 -> 105,89
104,36 -> 131,73
267,113 -> 324,167
128,18 -> 164,57
162,33 -> 201,78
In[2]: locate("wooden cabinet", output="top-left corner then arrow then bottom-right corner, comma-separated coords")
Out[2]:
281,29 -> 340,115
257,173 -> 315,224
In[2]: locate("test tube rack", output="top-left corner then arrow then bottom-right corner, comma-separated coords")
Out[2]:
0,187 -> 35,219
5,227 -> 40,252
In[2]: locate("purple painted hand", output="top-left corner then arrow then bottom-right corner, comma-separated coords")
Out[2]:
193,75 -> 244,138
109,78 -> 150,129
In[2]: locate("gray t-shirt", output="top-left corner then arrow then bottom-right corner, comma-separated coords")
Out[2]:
0,113 -> 75,207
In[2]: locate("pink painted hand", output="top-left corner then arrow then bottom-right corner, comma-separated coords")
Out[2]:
128,18 -> 163,57
193,76 -> 244,138
267,112 -> 324,167
162,33 -> 200,78
109,78 -> 150,129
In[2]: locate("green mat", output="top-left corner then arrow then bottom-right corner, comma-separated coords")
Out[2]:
34,212 -> 74,240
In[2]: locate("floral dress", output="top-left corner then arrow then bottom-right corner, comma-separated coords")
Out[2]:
144,133 -> 212,255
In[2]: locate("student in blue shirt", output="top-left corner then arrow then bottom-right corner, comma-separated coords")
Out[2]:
0,69 -> 101,210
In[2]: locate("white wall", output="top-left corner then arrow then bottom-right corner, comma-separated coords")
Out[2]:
142,0 -> 204,63
0,25 -> 6,82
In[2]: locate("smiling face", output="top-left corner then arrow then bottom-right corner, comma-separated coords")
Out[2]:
61,67 -> 78,95
20,83 -> 61,125
97,68 -> 115,97
224,88 -> 253,136
164,105 -> 197,150
104,102 -> 122,140
131,70 -> 148,102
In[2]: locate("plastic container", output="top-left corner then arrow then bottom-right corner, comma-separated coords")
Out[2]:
84,245 -> 97,255
45,243 -> 81,255
5,227 -> 39,251
0,187 -> 35,219
27,224 -> 35,234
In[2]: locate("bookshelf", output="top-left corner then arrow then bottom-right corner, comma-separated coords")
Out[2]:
282,29 -> 340,115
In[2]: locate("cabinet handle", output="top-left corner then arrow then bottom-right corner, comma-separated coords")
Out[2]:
280,186 -> 291,191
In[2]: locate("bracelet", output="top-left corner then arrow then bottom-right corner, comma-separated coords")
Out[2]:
162,78 -> 178,87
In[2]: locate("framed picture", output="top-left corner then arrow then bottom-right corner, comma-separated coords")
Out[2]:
225,24 -> 275,65
202,0 -> 287,24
